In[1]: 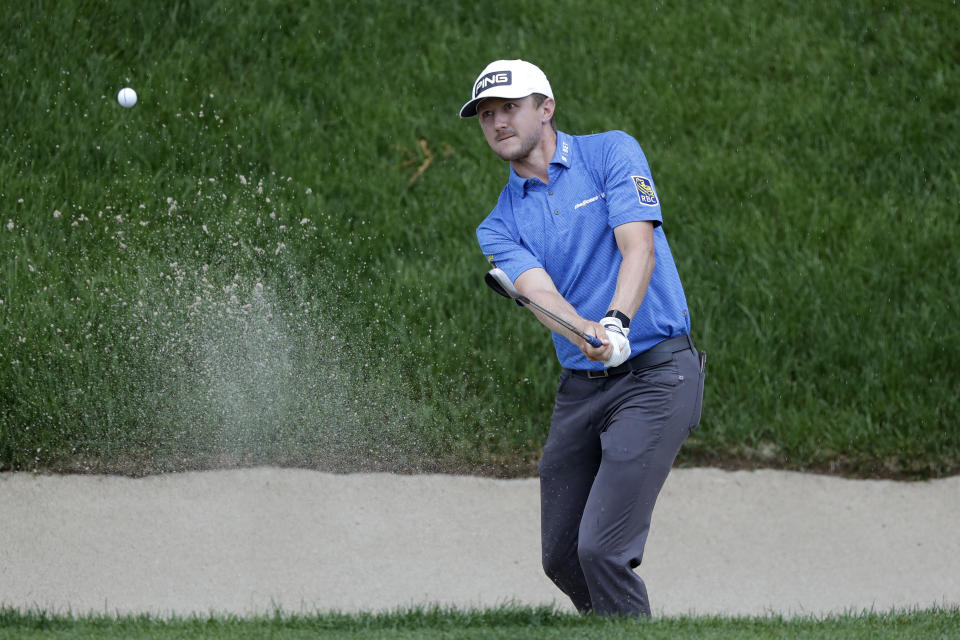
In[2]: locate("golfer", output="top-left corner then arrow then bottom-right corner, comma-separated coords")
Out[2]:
461,59 -> 705,617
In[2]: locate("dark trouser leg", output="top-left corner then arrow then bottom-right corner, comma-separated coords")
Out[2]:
578,348 -> 702,617
538,371 -> 601,613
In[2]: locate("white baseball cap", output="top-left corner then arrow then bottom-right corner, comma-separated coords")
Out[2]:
459,59 -> 553,118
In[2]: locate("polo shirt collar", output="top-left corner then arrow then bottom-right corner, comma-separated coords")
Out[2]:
552,131 -> 574,169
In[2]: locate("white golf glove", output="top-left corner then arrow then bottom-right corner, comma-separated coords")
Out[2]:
600,316 -> 631,368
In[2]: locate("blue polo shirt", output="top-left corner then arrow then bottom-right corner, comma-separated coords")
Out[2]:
477,130 -> 690,370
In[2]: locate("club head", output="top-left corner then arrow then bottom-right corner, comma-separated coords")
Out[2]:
484,267 -> 519,299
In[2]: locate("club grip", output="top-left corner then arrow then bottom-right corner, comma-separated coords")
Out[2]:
586,335 -> 603,348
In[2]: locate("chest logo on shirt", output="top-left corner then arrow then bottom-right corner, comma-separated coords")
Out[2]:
574,193 -> 605,210
632,176 -> 659,207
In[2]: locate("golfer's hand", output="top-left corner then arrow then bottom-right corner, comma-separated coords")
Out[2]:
580,321 -> 616,362
579,317 -> 631,367
600,316 -> 631,367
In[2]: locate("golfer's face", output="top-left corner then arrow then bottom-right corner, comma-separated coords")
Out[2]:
477,96 -> 543,162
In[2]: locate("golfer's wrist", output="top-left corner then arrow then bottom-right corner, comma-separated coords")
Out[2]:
604,309 -> 631,329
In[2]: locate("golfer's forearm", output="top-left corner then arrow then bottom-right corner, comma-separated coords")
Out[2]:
521,290 -> 581,338
515,268 -> 590,341
608,248 -> 654,318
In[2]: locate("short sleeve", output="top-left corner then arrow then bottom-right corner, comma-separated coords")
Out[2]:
600,131 -> 663,229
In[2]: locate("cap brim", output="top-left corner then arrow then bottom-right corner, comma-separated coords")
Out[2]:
459,87 -> 548,118
459,98 -> 481,119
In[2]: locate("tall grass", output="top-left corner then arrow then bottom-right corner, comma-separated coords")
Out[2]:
1,0 -> 957,476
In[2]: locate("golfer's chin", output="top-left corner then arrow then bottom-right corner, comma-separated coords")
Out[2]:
491,137 -> 528,162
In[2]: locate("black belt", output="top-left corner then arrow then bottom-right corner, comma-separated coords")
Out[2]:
567,334 -> 694,379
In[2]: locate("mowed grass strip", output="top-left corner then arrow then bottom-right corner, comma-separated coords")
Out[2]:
3,605 -> 960,640
1,0 -> 958,477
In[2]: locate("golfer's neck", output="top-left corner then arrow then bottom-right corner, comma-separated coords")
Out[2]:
512,130 -> 556,184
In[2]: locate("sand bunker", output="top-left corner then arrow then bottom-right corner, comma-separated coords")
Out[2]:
2,467 -> 958,617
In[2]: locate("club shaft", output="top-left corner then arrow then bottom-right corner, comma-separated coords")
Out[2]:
517,296 -> 603,348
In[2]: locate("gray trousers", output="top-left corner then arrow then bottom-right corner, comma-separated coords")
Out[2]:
539,339 -> 704,617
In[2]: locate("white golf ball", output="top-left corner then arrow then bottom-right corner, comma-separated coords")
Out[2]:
117,87 -> 138,108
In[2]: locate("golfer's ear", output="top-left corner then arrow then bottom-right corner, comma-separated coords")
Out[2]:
541,97 -> 556,123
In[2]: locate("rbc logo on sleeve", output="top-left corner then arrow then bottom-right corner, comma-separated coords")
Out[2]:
632,176 -> 659,207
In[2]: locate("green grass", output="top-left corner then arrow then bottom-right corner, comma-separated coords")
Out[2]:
3,605 -> 960,640
1,0 -> 958,478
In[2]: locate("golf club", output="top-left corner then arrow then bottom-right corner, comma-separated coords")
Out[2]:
484,267 -> 603,348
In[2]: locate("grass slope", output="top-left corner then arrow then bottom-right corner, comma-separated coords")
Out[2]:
1,0 -> 958,477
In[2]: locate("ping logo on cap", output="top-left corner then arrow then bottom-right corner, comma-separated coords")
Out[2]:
475,70 -> 512,98
632,176 -> 659,206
